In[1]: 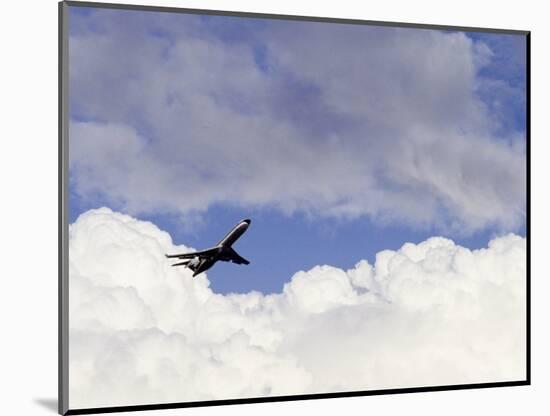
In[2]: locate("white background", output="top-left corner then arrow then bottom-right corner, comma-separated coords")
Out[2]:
0,0 -> 547,415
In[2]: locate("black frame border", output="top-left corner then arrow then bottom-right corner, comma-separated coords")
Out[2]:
59,1 -> 531,415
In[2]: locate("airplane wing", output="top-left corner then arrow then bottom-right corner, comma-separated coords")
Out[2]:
221,247 -> 250,265
165,247 -> 218,260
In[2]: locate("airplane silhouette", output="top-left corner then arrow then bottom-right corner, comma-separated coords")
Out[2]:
165,219 -> 251,277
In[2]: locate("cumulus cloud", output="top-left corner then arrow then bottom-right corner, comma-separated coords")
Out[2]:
68,9 -> 526,233
69,209 -> 526,409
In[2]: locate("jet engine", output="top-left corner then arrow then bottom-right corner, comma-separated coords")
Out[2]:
188,256 -> 200,267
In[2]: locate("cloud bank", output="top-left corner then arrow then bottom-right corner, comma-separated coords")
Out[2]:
69,209 -> 526,409
68,9 -> 526,233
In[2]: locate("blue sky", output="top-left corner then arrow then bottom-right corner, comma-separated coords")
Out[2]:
70,189 -> 512,294
68,6 -> 526,294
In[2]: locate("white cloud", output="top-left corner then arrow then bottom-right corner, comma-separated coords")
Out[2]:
68,10 -> 526,233
69,208 -> 526,409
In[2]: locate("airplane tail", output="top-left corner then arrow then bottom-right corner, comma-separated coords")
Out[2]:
170,259 -> 199,274
171,260 -> 191,267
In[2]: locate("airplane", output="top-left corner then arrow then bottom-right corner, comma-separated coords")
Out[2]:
165,219 -> 251,277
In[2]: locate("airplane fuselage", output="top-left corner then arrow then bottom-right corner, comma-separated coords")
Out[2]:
192,256 -> 218,276
217,219 -> 251,247
166,219 -> 251,277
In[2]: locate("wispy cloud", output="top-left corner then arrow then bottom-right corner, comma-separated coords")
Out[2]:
69,8 -> 526,234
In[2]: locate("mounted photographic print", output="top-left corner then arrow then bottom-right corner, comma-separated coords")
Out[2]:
59,1 -> 530,414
